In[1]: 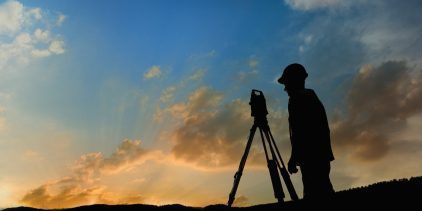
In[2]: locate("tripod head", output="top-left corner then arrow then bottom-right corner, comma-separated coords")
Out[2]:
249,89 -> 268,119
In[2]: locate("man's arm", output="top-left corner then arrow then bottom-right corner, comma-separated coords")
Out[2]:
288,122 -> 298,173
288,103 -> 300,174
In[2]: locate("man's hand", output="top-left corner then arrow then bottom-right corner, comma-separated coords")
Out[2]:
288,158 -> 298,174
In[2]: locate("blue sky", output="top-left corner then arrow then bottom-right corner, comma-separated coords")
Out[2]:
0,0 -> 421,208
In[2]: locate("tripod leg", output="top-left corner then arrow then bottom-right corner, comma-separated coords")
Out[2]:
258,127 -> 270,160
266,128 -> 299,201
258,127 -> 285,203
228,125 -> 257,207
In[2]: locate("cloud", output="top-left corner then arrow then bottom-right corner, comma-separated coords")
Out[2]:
166,86 -> 224,120
248,58 -> 259,69
232,195 -> 250,207
33,28 -> 50,42
284,0 -> 351,10
163,86 -> 289,169
231,56 -> 261,83
48,40 -> 65,54
237,70 -> 258,82
71,139 -> 162,181
158,68 -> 207,105
0,0 -> 24,35
233,57 -> 260,83
356,1 -> 422,65
27,8 -> 42,21
160,86 -> 177,103
296,18 -> 367,85
154,67 -> 209,122
31,48 -> 51,58
0,0 -> 66,69
298,34 -> 314,53
331,61 -> 422,161
144,65 -> 161,79
289,0 -> 422,179
21,182 -> 147,208
56,14 -> 66,26
0,32 -> 66,67
294,0 -> 422,79
188,50 -> 216,61
167,87 -> 251,168
102,140 -> 161,173
189,68 -> 207,81
21,183 -> 108,209
21,140 -> 161,208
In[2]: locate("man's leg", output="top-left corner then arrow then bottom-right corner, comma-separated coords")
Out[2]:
321,162 -> 335,196
300,162 -> 334,199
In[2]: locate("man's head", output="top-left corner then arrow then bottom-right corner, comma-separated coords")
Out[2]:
278,63 -> 308,95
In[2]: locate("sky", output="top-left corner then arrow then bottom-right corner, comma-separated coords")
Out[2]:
0,0 -> 421,208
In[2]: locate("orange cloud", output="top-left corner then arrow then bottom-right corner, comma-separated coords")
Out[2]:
21,183 -> 107,209
20,140 -> 161,208
232,195 -> 250,207
163,86 -> 290,169
71,140 -> 163,181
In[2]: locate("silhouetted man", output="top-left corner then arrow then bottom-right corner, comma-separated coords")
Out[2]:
278,63 -> 335,200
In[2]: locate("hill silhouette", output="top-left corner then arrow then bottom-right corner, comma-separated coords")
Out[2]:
4,176 -> 422,211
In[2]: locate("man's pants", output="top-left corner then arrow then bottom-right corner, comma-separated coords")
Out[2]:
300,161 -> 334,199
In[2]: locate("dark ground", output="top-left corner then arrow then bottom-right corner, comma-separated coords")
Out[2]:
5,176 -> 422,211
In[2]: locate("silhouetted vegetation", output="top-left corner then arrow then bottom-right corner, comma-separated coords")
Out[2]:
4,176 -> 421,211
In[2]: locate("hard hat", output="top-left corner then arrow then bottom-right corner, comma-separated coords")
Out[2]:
277,63 -> 308,84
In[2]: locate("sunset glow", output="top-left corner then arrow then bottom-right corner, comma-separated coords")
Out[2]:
0,0 -> 421,209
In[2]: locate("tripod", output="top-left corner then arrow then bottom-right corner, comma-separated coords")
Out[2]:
227,90 -> 298,207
